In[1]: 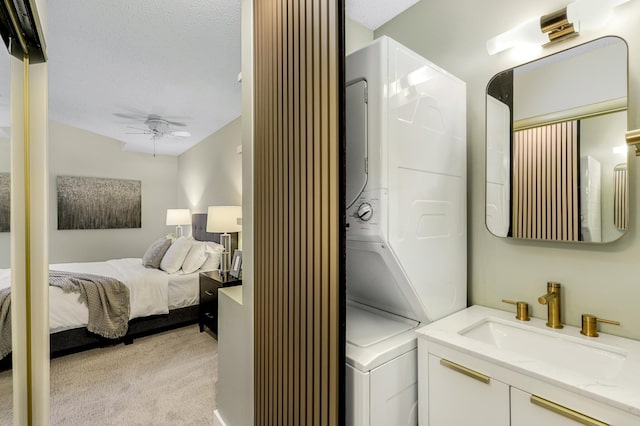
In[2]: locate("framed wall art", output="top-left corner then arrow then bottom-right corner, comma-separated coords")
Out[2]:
57,175 -> 141,230
0,173 -> 9,232
230,249 -> 242,278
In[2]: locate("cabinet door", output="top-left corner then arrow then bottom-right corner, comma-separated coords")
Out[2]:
511,387 -> 608,426
428,354 -> 509,426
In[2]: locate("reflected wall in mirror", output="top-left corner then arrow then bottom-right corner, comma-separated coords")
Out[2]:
0,36 -> 10,422
486,36 -> 628,243
0,51 -> 9,263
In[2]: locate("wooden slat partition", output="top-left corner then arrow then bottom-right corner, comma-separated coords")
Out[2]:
513,121 -> 579,241
614,163 -> 628,231
254,0 -> 344,424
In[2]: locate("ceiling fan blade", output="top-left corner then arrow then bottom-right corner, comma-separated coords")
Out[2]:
170,131 -> 191,137
114,112 -> 150,121
126,125 -> 148,131
166,120 -> 188,127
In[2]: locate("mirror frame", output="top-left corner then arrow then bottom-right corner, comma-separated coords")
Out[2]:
485,36 -> 629,244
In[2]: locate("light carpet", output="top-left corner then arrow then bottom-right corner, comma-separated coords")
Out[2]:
0,324 -> 218,425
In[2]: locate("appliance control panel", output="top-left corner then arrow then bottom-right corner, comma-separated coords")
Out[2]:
356,202 -> 373,221
346,189 -> 387,241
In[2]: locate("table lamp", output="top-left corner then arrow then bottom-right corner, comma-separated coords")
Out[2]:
166,209 -> 191,238
206,205 -> 242,273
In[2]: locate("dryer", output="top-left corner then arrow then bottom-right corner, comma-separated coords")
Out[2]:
345,36 -> 466,425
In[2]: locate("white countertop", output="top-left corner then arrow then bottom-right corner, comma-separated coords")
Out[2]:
416,305 -> 640,416
219,285 -> 243,305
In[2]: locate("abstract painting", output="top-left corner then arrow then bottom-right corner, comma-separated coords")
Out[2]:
57,176 -> 141,230
0,173 -> 9,232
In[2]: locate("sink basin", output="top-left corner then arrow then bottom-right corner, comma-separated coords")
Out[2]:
459,317 -> 627,381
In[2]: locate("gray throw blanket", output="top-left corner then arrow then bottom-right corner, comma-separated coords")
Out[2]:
49,270 -> 130,339
0,287 -> 10,359
0,271 -> 130,359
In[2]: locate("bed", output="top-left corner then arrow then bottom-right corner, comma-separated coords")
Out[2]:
0,213 -> 237,368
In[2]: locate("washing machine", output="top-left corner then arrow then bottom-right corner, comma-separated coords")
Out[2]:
345,36 -> 467,425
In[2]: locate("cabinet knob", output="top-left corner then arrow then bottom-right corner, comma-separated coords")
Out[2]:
502,299 -> 530,321
204,312 -> 216,320
580,314 -> 620,337
205,290 -> 216,297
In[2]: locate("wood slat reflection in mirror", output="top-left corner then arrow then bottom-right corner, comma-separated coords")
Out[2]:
513,121 -> 579,241
614,164 -> 628,231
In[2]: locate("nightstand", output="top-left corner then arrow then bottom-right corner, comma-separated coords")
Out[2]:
199,270 -> 242,336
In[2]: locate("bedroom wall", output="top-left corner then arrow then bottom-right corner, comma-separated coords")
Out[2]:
176,116 -> 242,215
375,0 -> 640,339
0,137 -> 8,268
48,121 -> 179,263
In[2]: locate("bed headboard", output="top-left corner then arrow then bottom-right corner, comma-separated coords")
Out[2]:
191,213 -> 238,253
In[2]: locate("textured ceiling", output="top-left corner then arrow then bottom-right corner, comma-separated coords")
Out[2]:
48,0 -> 242,156
0,1 -> 413,155
346,0 -> 420,30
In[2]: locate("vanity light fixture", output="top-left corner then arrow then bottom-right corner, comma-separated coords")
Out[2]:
625,129 -> 640,157
613,145 -> 628,155
486,0 -> 634,55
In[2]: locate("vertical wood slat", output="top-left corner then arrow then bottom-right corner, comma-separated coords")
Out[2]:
513,121 -> 579,241
614,163 -> 628,231
254,0 -> 343,424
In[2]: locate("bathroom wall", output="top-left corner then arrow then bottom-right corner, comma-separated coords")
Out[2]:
376,0 -> 640,339
346,18 -> 373,54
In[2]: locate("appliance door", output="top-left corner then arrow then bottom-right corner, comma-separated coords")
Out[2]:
345,363 -> 370,426
370,349 -> 418,426
346,79 -> 368,209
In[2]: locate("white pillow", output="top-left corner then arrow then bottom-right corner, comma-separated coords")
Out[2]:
199,242 -> 225,271
181,241 -> 207,274
160,236 -> 194,274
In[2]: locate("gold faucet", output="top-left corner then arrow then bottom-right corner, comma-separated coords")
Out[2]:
580,314 -> 620,337
538,282 -> 563,329
502,299 -> 530,321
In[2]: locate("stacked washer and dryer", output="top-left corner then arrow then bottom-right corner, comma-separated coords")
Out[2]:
345,36 -> 467,425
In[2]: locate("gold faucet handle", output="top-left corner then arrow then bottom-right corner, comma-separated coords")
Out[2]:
502,299 -> 530,321
580,314 -> 621,337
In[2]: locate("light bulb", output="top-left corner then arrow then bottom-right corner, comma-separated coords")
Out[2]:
566,0 -> 615,30
487,17 -> 548,55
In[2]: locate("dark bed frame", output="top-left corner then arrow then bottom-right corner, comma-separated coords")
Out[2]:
1,213 -> 238,369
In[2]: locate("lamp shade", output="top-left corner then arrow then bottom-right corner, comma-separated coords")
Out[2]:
206,206 -> 242,232
166,209 -> 192,226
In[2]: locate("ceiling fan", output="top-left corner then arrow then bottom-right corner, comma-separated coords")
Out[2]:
116,113 -> 192,156
128,117 -> 192,139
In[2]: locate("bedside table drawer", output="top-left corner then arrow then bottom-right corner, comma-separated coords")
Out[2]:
199,270 -> 241,336
200,286 -> 218,303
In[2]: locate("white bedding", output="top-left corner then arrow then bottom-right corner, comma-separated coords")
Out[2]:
168,272 -> 200,310
0,258 -> 201,333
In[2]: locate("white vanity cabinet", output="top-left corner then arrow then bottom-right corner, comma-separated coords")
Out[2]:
420,340 -> 640,426
416,306 -> 640,426
511,387 -> 602,426
509,386 -> 640,426
427,354 -> 509,426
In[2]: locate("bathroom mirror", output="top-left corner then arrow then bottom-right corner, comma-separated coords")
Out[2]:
485,36 -> 628,243
0,40 -> 10,420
